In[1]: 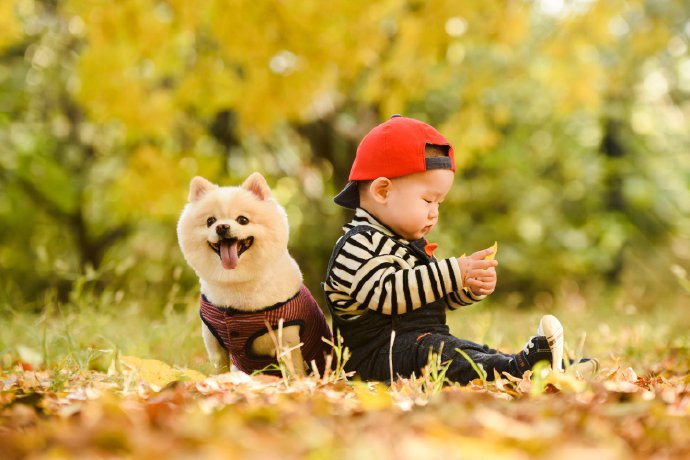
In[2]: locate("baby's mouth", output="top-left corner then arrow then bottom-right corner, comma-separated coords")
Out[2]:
208,237 -> 254,270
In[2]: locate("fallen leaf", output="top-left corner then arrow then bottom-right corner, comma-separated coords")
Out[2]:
353,381 -> 393,410
118,355 -> 206,388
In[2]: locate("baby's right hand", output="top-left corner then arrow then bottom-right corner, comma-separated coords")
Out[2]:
457,247 -> 498,296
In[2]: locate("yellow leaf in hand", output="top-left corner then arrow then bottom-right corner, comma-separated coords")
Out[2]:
484,241 -> 498,260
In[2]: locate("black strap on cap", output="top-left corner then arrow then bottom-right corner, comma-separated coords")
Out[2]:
425,157 -> 453,170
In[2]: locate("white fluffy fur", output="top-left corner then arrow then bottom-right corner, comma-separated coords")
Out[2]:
177,173 -> 305,373
178,173 -> 302,310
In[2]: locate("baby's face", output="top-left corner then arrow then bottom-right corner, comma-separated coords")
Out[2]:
383,169 -> 454,241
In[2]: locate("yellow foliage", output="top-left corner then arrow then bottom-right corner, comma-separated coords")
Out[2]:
70,0 -> 180,136
499,3 -> 529,45
113,145 -> 189,218
70,0 -> 401,135
175,56 -> 242,118
119,355 -> 206,388
443,108 -> 499,159
165,0 -> 203,33
59,0 -> 675,155
0,0 -> 23,51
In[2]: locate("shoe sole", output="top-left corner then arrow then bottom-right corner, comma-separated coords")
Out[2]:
537,314 -> 564,371
568,359 -> 599,379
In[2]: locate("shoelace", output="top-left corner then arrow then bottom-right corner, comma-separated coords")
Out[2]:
522,337 -> 536,355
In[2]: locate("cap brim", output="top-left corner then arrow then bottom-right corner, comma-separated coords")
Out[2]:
333,181 -> 360,209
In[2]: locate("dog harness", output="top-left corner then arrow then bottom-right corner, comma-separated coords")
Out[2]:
199,285 -> 333,375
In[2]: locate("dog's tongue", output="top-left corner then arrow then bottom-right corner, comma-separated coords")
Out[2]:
219,240 -> 239,270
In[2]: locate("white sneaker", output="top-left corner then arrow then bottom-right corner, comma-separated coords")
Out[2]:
536,314 -> 564,371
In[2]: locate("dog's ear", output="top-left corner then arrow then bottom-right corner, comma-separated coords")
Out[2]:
189,176 -> 217,202
242,172 -> 272,200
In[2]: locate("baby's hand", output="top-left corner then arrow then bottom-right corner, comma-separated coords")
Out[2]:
457,247 -> 498,296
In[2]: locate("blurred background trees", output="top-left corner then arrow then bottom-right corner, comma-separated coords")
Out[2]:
1,0 -> 689,312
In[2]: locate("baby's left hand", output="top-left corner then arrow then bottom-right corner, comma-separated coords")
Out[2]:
466,265 -> 497,297
460,247 -> 498,296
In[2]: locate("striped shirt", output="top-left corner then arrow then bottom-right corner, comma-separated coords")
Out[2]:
324,208 -> 483,319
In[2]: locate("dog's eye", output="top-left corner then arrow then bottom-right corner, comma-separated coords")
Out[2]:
236,215 -> 249,225
206,217 -> 216,227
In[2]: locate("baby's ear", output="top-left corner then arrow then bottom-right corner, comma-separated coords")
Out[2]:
242,172 -> 272,200
189,176 -> 218,202
369,177 -> 392,203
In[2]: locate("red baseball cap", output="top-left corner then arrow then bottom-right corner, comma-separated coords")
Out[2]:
334,115 -> 455,209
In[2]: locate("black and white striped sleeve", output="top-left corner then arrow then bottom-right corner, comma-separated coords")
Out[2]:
444,288 -> 485,310
349,252 -> 464,315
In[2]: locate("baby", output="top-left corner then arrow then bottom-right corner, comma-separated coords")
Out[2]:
323,115 -> 594,383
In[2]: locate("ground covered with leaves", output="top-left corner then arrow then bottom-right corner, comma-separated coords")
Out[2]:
2,353 -> 690,460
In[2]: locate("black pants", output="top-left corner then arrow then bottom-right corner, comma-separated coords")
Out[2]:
362,331 -> 521,384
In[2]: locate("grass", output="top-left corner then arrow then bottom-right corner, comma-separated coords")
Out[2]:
445,294 -> 690,378
0,289 -> 211,375
2,285 -> 689,378
2,286 -> 690,459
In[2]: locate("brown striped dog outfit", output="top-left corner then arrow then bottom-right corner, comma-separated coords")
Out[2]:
200,284 -> 333,374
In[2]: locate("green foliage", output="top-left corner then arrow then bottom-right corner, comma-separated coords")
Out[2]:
0,0 -> 689,312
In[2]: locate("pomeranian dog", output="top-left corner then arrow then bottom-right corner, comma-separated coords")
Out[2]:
177,172 -> 333,376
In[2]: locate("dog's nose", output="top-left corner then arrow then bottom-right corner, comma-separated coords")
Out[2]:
215,224 -> 230,236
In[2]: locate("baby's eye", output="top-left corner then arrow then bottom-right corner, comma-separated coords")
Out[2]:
206,216 -> 216,227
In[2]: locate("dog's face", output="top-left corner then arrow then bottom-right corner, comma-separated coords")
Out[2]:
177,173 -> 290,283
